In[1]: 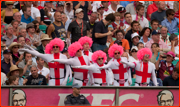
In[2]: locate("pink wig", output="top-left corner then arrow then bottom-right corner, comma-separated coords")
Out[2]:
68,42 -> 83,57
78,36 -> 93,48
137,48 -> 152,60
92,50 -> 107,63
108,44 -> 124,58
45,38 -> 64,54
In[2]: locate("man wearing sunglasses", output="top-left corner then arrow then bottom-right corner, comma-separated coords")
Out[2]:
99,44 -> 132,86
121,48 -> 158,86
51,42 -> 93,86
19,38 -> 72,86
71,50 -> 114,86
161,9 -> 179,34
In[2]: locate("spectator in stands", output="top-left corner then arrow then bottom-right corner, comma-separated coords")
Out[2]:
7,75 -> 19,86
32,1 -> 44,11
62,47 -> 70,59
124,12 -> 132,33
151,1 -> 166,24
61,13 -> 71,33
150,43 -> 161,64
32,20 -> 44,40
163,67 -> 179,86
145,30 -> 169,50
130,32 -> 140,49
101,1 -> 109,12
161,9 -> 179,34
88,12 -> 98,30
40,1 -> 56,26
137,42 -> 144,50
160,26 -> 170,46
173,1 -> 179,12
149,71 -> 163,86
47,12 -> 66,40
92,13 -> 115,52
29,57 -> 50,79
151,19 -> 159,31
13,12 -> 27,28
97,4 -> 105,21
1,41 -> 6,60
18,52 -> 36,78
103,1 -> 122,18
109,30 -> 130,53
56,2 -> 65,14
126,1 -> 144,16
120,1 -> 134,8
155,51 -> 175,81
139,27 -> 152,45
67,8 -> 90,43
64,1 -> 74,20
2,24 -> 17,47
1,49 -> 15,75
1,1 -> 19,24
24,65 -> 47,85
125,21 -> 141,49
13,28 -> 31,45
169,34 -> 179,57
20,1 -> 41,23
64,83 -> 91,106
26,23 -> 40,47
132,5 -> 149,29
21,6 -> 34,24
11,20 -> 19,36
7,64 -> 23,85
146,1 -> 158,21
117,7 -> 126,23
73,1 -> 92,21
8,42 -> 22,64
37,34 -> 52,54
16,35 -> 26,49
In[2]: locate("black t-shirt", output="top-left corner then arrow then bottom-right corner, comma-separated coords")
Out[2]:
163,75 -> 179,86
68,20 -> 90,43
92,20 -> 108,45
40,9 -> 56,25
26,74 -> 47,85
87,21 -> 96,30
73,1 -> 89,21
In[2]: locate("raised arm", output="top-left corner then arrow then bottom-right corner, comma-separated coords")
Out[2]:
127,68 -> 132,85
120,57 -> 136,68
71,65 -> 94,71
51,58 -> 74,65
99,61 -> 112,69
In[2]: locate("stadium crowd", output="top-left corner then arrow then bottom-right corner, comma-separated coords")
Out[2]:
1,1 -> 179,86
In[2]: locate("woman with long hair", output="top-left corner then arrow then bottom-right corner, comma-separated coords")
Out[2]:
139,27 -> 152,46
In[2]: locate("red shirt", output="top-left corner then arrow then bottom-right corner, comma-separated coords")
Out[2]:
175,11 -> 179,18
146,2 -> 158,21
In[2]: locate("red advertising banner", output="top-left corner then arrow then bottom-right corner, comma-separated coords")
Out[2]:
1,88 -> 179,106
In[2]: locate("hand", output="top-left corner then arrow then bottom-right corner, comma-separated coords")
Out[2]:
116,25 -> 120,30
171,40 -> 175,46
45,74 -> 49,79
27,60 -> 32,66
122,25 -> 126,30
18,54 -> 24,61
107,31 -> 113,35
61,81 -> 67,86
10,54 -> 13,62
66,38 -> 71,47
137,16 -> 141,22
69,76 -> 72,83
158,55 -> 163,61
23,79 -> 28,85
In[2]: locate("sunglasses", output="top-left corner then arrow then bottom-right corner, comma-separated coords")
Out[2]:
53,46 -> 59,49
114,52 -> 120,55
170,14 -> 175,16
77,49 -> 81,52
144,54 -> 150,57
98,58 -> 104,60
131,50 -> 137,52
13,46 -> 19,49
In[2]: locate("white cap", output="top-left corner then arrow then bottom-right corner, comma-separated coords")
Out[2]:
131,46 -> 138,51
139,1 -> 145,5
97,4 -> 104,10
131,32 -> 139,40
75,8 -> 84,14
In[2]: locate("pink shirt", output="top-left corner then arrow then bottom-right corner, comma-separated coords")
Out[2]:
145,39 -> 169,50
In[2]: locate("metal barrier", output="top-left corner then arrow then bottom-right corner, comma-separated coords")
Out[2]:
1,86 -> 179,106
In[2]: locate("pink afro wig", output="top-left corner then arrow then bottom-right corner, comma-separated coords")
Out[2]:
45,38 -> 64,54
78,36 -> 93,48
68,42 -> 83,57
137,48 -> 152,60
108,44 -> 124,58
92,50 -> 107,63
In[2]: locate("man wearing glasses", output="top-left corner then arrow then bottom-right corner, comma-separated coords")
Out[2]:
12,89 -> 27,106
161,9 -> 179,34
157,90 -> 174,106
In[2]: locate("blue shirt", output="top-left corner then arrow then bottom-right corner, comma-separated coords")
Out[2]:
161,18 -> 179,34
1,51 -> 4,60
149,78 -> 163,86
139,37 -> 151,44
21,14 -> 34,24
120,1 -> 134,8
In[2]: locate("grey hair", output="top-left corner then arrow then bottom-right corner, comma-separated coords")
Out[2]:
12,89 -> 26,100
5,24 -> 13,30
29,65 -> 38,70
91,12 -> 98,18
157,90 -> 174,105
19,27 -> 26,32
169,33 -> 178,42
61,13 -> 67,17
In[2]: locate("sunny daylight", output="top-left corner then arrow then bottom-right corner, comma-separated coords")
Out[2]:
1,1 -> 179,106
